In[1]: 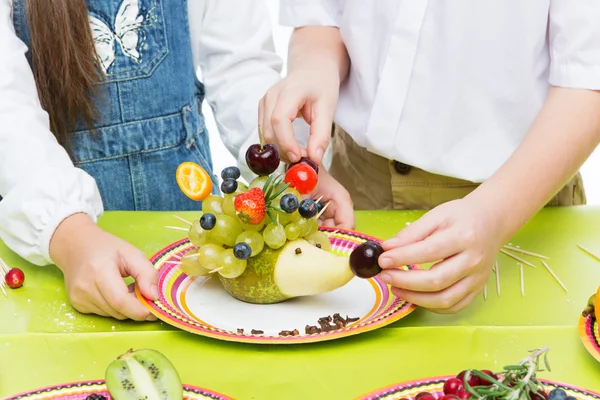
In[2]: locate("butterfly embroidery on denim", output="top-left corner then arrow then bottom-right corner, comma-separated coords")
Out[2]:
89,0 -> 145,74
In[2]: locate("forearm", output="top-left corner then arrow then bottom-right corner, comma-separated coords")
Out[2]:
468,87 -> 600,239
288,27 -> 350,84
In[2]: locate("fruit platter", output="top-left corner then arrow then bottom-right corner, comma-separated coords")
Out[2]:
4,349 -> 234,400
579,287 -> 600,362
357,348 -> 600,400
138,136 -> 417,343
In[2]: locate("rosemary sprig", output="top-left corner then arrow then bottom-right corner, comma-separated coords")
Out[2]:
462,346 -> 551,400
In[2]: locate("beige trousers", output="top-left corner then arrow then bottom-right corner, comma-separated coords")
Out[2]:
328,125 -> 586,210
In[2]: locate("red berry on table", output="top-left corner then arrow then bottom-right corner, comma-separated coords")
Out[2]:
284,164 -> 318,195
286,157 -> 319,174
5,268 -> 25,289
479,370 -> 497,386
456,370 -> 480,387
415,393 -> 436,400
245,144 -> 280,176
443,378 -> 464,395
234,188 -> 266,225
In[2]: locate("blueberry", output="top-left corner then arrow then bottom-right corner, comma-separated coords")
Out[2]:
548,389 -> 567,400
298,199 -> 317,219
85,395 -> 107,400
221,166 -> 241,180
280,193 -> 299,213
220,178 -> 238,194
565,397 -> 576,400
200,213 -> 216,230
233,242 -> 251,260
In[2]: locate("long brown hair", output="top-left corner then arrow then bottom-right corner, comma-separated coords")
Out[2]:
26,0 -> 101,149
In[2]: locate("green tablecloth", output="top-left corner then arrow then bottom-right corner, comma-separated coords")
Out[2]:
1,208 -> 599,398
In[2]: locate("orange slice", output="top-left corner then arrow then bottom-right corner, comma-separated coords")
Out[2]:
176,162 -> 212,201
595,286 -> 600,316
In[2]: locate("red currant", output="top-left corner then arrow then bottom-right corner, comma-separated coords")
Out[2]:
443,378 -> 464,395
456,389 -> 471,399
479,370 -> 497,386
284,164 -> 318,194
415,393 -> 436,400
456,371 -> 480,387
5,268 -> 24,289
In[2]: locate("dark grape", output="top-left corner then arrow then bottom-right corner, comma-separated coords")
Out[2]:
245,144 -> 280,176
286,157 -> 319,174
200,213 -> 217,230
548,389 -> 567,400
349,241 -> 383,279
220,178 -> 238,194
298,199 -> 317,219
280,193 -> 299,213
233,242 -> 252,260
221,166 -> 241,180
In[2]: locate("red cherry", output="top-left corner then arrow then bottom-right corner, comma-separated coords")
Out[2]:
245,144 -> 280,176
456,389 -> 471,399
5,268 -> 25,289
286,157 -> 319,174
443,378 -> 464,395
479,370 -> 497,386
284,164 -> 318,194
415,393 -> 436,400
456,370 -> 480,387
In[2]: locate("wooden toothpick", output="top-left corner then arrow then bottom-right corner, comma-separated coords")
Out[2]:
316,201 -> 331,219
519,263 -> 525,297
502,245 -> 549,260
172,215 -> 193,226
165,261 -> 182,265
494,260 -> 500,297
499,249 -> 536,268
165,226 -> 190,232
210,267 -> 223,274
577,244 -> 600,262
483,284 -> 488,301
541,260 -> 568,293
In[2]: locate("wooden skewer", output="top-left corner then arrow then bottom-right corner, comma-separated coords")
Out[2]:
502,245 -> 549,260
165,226 -> 189,232
171,254 -> 182,260
499,249 -> 536,268
172,215 -> 192,226
165,261 -> 182,265
494,260 -> 500,297
541,260 -> 568,293
0,284 -> 6,298
315,195 -> 324,203
210,267 -> 223,274
182,253 -> 199,259
577,244 -> 600,261
519,263 -> 525,297
316,201 -> 331,219
483,284 -> 487,301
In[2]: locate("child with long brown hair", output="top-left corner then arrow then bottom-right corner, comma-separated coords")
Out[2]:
0,0 -> 283,320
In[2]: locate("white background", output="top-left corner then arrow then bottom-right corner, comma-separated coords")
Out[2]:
201,0 -> 600,205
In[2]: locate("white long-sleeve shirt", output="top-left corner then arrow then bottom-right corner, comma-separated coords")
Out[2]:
280,0 -> 600,182
0,0 -> 283,266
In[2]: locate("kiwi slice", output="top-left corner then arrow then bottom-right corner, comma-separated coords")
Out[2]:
105,349 -> 183,400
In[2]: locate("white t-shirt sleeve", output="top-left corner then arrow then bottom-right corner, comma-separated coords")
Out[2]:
548,0 -> 600,89
279,0 -> 344,27
0,0 -> 103,266
189,0 -> 284,182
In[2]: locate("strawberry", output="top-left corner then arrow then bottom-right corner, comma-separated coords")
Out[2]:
234,188 -> 266,224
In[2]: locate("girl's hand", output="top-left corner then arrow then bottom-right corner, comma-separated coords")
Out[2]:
377,198 -> 507,314
49,213 -> 158,321
311,169 -> 355,230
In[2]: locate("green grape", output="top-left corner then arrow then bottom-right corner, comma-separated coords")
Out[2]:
223,193 -> 237,218
209,214 -> 243,247
285,222 -> 300,241
263,223 -> 286,249
188,220 -> 209,247
197,244 -> 223,270
179,250 -> 211,276
217,248 -> 247,279
305,231 -> 331,251
235,231 -> 264,257
248,176 -> 269,190
202,194 -> 224,215
296,217 -> 311,237
307,218 -> 319,236
240,218 -> 266,232
236,181 -> 249,193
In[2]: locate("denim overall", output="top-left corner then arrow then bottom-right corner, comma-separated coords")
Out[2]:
12,0 -> 218,211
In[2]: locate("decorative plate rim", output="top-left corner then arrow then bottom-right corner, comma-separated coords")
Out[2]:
578,312 -> 600,362
136,226 -> 419,344
356,375 -> 600,400
2,379 -> 234,400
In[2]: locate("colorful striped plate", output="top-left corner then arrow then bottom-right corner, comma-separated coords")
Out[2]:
579,312 -> 600,362
3,380 -> 233,400
357,376 -> 600,400
137,227 -> 418,344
